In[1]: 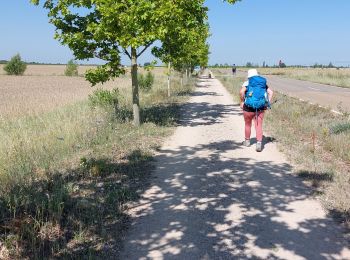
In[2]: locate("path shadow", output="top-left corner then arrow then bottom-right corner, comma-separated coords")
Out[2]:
179,102 -> 242,127
119,76 -> 350,259
191,91 -> 222,97
122,140 -> 349,259
250,136 -> 277,146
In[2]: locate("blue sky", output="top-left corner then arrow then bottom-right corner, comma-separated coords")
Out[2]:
0,0 -> 349,66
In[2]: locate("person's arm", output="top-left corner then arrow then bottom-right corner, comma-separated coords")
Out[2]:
240,86 -> 247,109
267,87 -> 274,103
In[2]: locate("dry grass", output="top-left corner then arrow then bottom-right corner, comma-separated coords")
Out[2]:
238,67 -> 350,88
0,65 -> 193,258
214,69 -> 350,227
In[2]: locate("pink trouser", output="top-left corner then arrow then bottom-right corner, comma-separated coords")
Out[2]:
243,111 -> 265,142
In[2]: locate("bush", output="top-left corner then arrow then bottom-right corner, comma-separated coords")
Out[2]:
64,59 -> 79,76
279,62 -> 287,68
330,121 -> 350,135
138,71 -> 154,91
246,62 -> 253,68
88,88 -> 119,111
3,54 -> 27,75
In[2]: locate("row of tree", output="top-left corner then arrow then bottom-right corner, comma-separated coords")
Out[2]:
31,0 -> 239,126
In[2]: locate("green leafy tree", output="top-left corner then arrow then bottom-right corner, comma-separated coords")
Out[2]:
31,0 -> 240,125
4,54 -> 27,75
64,59 -> 79,76
153,23 -> 210,95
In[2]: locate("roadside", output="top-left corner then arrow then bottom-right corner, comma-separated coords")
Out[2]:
239,67 -> 350,89
0,72 -> 194,259
214,68 -> 350,113
215,70 -> 350,229
120,74 -> 349,259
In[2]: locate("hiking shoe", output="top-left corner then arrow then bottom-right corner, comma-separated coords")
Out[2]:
256,142 -> 263,152
243,139 -> 250,147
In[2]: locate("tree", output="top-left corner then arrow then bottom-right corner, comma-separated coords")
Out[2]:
279,60 -> 286,68
31,0 -> 241,125
4,54 -> 27,75
327,62 -> 335,68
153,22 -> 210,94
65,59 -> 79,76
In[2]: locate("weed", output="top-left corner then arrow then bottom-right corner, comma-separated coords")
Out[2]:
330,121 -> 350,134
138,71 -> 154,91
88,88 -> 119,110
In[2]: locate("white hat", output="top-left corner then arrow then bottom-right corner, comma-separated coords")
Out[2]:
247,69 -> 259,78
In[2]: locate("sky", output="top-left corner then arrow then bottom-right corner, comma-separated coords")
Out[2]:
0,0 -> 349,66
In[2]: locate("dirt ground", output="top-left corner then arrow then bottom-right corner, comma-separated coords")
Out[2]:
120,75 -> 350,259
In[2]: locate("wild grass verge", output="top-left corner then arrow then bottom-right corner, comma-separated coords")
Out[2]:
0,73 -> 194,259
215,71 -> 350,227
238,67 -> 350,89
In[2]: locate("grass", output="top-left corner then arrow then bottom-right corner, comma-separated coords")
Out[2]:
238,67 -> 350,89
214,69 -> 350,227
0,70 -> 194,259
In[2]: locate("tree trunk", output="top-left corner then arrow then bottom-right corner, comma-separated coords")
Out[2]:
167,62 -> 171,97
131,47 -> 140,127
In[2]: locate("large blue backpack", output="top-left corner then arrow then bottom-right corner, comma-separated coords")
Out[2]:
245,76 -> 269,110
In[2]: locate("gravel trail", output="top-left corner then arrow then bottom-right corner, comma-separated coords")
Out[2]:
120,75 -> 349,259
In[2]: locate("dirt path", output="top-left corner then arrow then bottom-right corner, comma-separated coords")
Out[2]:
120,76 -> 349,259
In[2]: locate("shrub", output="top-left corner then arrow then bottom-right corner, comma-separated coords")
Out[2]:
246,62 -> 253,68
64,59 -> 79,76
138,71 -> 154,91
88,88 -> 119,111
330,121 -> 350,135
3,54 -> 27,75
279,62 -> 287,68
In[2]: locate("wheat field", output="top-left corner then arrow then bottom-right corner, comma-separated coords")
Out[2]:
0,65 -> 169,118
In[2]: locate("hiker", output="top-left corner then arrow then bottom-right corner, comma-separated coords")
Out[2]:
232,64 -> 236,75
240,69 -> 274,152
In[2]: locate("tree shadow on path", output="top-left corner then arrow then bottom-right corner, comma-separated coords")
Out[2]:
122,140 -> 349,259
121,78 -> 350,259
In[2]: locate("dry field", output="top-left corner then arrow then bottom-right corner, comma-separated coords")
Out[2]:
0,75 -> 129,118
0,64 -> 96,76
0,65 -> 168,118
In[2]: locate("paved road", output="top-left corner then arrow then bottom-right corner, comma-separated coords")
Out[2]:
226,70 -> 350,113
120,76 -> 349,259
263,75 -> 350,113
